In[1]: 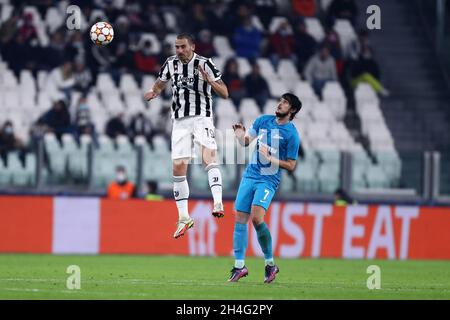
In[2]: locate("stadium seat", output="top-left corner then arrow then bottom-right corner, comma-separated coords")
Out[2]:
239,98 -> 261,120
163,14 -> 177,32
190,164 -> 209,191
365,164 -> 390,189
45,7 -> 64,33
267,79 -> 288,97
322,81 -> 347,120
333,19 -> 357,58
269,16 -> 292,34
263,99 -> 278,115
256,58 -> 277,78
215,98 -> 239,120
236,57 -> 252,78
252,15 -> 265,32
374,150 -> 402,186
213,36 -> 235,58
278,59 -> 301,91
304,17 -> 325,42
280,170 -> 296,192
141,75 -> 156,94
317,163 -> 340,193
116,135 -> 133,154
294,160 -> 319,192
97,134 -> 114,154
120,74 -> 140,94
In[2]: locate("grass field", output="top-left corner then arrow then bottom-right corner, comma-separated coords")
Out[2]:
0,254 -> 449,299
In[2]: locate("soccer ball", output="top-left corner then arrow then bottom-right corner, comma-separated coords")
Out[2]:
90,22 -> 114,46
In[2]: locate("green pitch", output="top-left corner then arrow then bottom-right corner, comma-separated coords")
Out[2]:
0,254 -> 449,299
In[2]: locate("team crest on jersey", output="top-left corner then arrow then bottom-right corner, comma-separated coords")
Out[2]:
194,67 -> 199,76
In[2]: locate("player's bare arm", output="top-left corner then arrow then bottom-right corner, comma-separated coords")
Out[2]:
144,79 -> 167,101
198,65 -> 229,99
258,145 -> 297,172
232,123 -> 255,147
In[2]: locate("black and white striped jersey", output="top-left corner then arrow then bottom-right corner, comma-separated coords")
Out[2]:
158,53 -> 222,119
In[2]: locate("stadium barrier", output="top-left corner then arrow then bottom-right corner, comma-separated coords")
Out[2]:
0,196 -> 449,260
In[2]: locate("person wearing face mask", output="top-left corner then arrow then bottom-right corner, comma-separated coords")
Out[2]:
0,120 -> 24,165
349,45 -> 390,97
269,20 -> 295,67
107,166 -> 136,200
134,39 -> 159,76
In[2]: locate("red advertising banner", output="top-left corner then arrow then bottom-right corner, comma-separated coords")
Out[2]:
0,196 -> 449,259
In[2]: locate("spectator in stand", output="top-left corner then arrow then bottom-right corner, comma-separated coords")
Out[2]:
1,33 -> 34,77
195,29 -> 216,58
109,16 -> 133,76
334,188 -> 356,206
322,29 -> 344,76
189,2 -> 210,34
304,45 -> 337,97
19,12 -> 38,44
74,97 -> 96,138
105,112 -> 127,139
107,165 -> 136,200
222,58 -> 245,108
326,0 -> 358,27
73,59 -> 93,95
65,31 -> 86,64
207,0 -> 229,35
48,61 -> 76,101
291,0 -> 317,17
134,39 -> 160,76
144,180 -> 163,201
269,20 -> 295,67
0,120 -> 25,165
141,3 -> 166,33
233,16 -> 263,61
244,63 -> 270,112
90,41 -> 116,75
128,112 -> 153,144
349,45 -> 390,97
0,11 -> 20,45
293,20 -> 317,73
37,99 -> 74,140
254,0 -> 277,29
43,30 -> 66,69
348,29 -> 371,61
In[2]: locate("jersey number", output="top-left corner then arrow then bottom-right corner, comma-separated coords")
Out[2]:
263,189 -> 270,201
205,128 -> 215,138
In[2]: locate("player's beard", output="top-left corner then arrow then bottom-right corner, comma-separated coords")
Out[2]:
275,111 -> 289,119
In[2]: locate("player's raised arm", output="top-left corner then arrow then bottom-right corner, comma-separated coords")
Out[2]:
144,78 -> 167,101
198,64 -> 229,99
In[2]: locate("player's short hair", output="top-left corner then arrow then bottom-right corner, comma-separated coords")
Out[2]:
282,93 -> 302,120
176,33 -> 195,44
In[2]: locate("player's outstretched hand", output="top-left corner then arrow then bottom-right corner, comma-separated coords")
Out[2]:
232,123 -> 246,139
144,90 -> 158,101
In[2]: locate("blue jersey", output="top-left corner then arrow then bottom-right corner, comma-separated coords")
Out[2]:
243,115 -> 301,189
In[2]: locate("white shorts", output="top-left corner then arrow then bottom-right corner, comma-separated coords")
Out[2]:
171,116 -> 217,160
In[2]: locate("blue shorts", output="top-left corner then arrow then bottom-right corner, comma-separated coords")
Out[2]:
234,177 -> 276,214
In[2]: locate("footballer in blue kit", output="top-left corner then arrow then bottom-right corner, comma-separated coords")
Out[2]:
229,93 -> 302,283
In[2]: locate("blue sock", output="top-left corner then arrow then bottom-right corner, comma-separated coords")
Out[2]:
233,222 -> 248,265
255,222 -> 273,262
